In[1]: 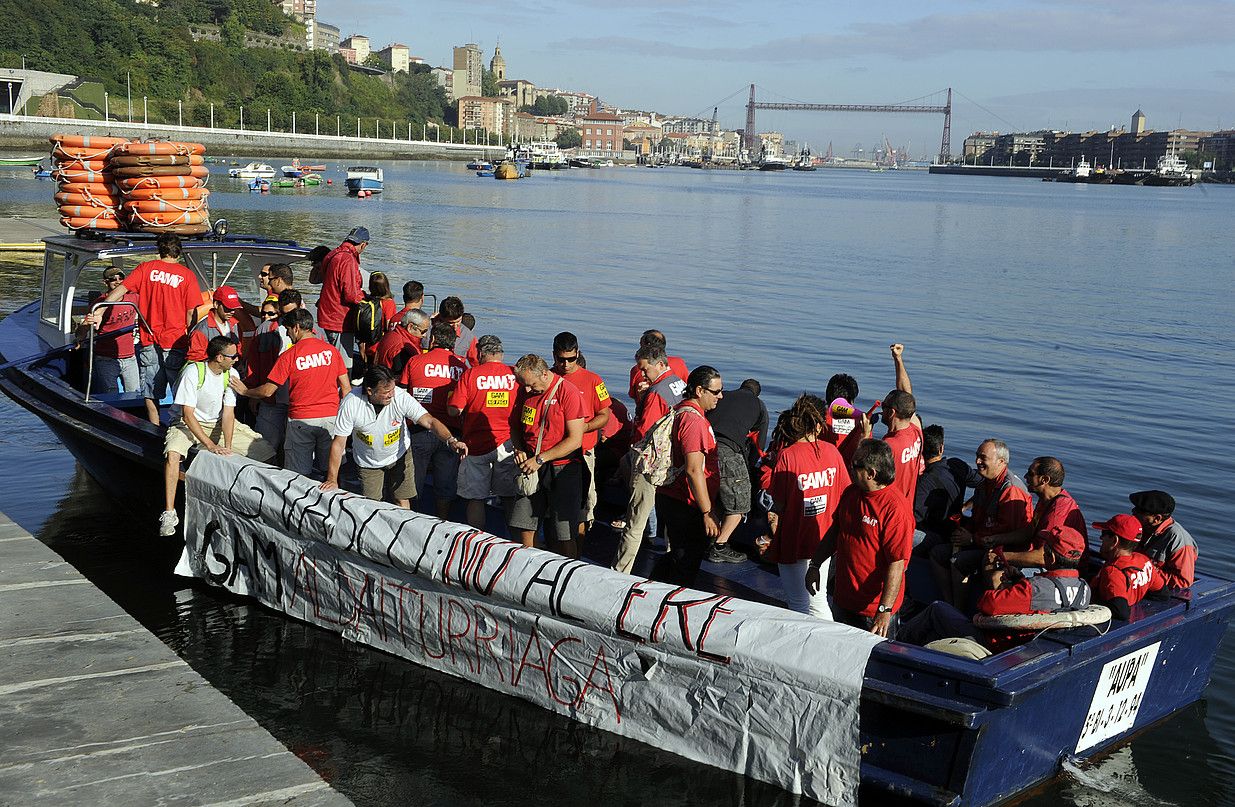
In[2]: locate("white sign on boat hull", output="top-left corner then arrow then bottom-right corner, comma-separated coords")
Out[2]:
1075,641 -> 1161,753
177,454 -> 881,806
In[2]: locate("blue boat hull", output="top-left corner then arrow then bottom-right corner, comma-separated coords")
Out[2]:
345,178 -> 382,195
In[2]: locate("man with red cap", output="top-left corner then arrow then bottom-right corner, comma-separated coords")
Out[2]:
186,286 -> 243,363
1090,514 -> 1166,620
1129,490 -> 1197,589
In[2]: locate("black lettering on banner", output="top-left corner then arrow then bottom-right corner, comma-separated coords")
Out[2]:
520,557 -> 588,621
199,519 -> 232,585
334,495 -> 383,555
615,580 -> 652,643
441,528 -> 485,586
649,589 -> 730,653
333,566 -> 377,632
695,597 -> 736,664
247,531 -> 284,602
382,513 -> 437,573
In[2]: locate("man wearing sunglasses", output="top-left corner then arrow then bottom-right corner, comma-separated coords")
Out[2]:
160,336 -> 274,536
245,289 -> 324,453
81,269 -> 139,394
375,308 -> 431,377
552,332 -> 612,544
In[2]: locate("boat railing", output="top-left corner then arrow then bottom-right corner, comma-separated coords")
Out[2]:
84,300 -> 150,403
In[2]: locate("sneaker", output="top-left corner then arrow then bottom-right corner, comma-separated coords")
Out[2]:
707,542 -> 747,564
158,510 -> 179,537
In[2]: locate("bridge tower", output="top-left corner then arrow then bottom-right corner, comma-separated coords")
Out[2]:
744,84 -> 757,156
939,88 -> 953,164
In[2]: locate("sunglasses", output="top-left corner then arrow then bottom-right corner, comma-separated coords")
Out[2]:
261,310 -> 279,318
104,276 -> 123,282
220,353 -> 239,360
258,271 -> 270,278
705,387 -> 724,395
555,354 -> 579,364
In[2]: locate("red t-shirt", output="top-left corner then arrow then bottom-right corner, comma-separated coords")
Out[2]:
823,410 -> 861,466
766,439 -> 852,564
883,422 -> 923,502
374,326 -> 422,372
123,259 -> 202,349
661,400 -> 719,507
400,347 -> 466,427
827,484 -> 915,617
1093,553 -> 1165,607
448,361 -> 517,454
186,311 -> 238,362
632,369 -> 679,441
266,337 -> 346,419
972,472 -> 1034,540
555,367 -> 612,452
316,242 -> 363,332
627,355 -> 688,399
514,376 -> 585,466
1029,490 -> 1087,552
93,291 -> 137,360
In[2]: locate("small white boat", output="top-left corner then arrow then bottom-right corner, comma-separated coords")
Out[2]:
228,162 -> 276,179
345,166 -> 383,195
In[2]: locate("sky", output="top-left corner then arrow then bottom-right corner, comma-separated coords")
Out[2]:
319,0 -> 1235,158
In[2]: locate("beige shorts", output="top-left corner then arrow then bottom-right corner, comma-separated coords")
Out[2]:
457,440 -> 518,500
164,418 -> 275,463
357,450 -> 416,502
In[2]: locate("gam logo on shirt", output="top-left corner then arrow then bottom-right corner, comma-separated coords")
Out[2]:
294,350 -> 336,371
797,468 -> 838,491
901,438 -> 922,465
148,269 -> 185,288
424,363 -> 463,380
861,515 -> 879,527
476,373 -> 516,391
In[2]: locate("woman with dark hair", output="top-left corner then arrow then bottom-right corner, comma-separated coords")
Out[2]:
766,394 -> 851,618
806,438 -> 914,639
654,365 -> 724,587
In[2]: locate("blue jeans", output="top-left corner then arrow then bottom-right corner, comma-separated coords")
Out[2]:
137,344 -> 186,402
93,356 -> 139,394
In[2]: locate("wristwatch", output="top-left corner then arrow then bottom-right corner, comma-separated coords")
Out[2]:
876,604 -> 894,615
534,455 -> 544,466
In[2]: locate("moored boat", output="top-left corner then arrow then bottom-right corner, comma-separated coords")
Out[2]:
345,166 -> 383,195
228,162 -> 276,179
1142,153 -> 1195,187
465,159 -> 493,171
0,155 -> 44,167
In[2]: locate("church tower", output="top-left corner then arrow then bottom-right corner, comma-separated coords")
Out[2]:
490,43 -> 506,82
1131,109 -> 1146,135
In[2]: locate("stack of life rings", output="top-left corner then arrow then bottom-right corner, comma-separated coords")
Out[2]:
49,135 -> 213,235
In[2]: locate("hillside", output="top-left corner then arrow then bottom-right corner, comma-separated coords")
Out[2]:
0,0 -> 453,130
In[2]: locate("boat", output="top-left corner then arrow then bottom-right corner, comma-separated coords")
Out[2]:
280,164 -> 306,178
272,174 -> 322,189
227,162 -> 276,179
568,157 -> 599,169
493,161 -> 528,180
248,177 -> 271,193
514,141 -> 566,170
0,155 -> 44,167
1054,158 -> 1112,184
474,169 -> 494,177
792,150 -> 817,171
32,162 -> 53,179
757,154 -> 791,171
0,227 -> 1233,807
1142,153 -> 1195,187
465,159 -> 493,171
345,166 -> 383,195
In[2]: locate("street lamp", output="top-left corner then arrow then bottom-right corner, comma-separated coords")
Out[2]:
178,99 -> 182,127
240,105 -> 244,131
143,96 -> 147,125
210,103 -> 214,129
315,112 -> 319,136
292,110 -> 296,134
126,70 -> 131,122
267,108 -> 271,133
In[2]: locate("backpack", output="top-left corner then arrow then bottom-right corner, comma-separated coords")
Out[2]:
632,408 -> 683,486
354,295 -> 382,346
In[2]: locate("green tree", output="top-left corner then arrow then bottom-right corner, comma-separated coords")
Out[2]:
555,128 -> 581,149
481,67 -> 499,98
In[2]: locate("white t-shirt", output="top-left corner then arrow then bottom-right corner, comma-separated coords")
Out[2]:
331,387 -> 429,468
172,362 -> 237,422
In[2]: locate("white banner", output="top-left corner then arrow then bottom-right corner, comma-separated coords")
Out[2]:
177,453 -> 880,805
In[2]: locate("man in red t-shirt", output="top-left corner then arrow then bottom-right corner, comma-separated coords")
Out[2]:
316,227 -> 368,371
552,332 -> 612,539
433,296 -> 480,367
91,233 -> 202,424
374,308 -> 430,377
860,389 -> 923,503
807,439 -> 914,638
653,365 -> 724,587
400,322 -> 466,517
231,308 -> 348,478
625,329 -> 688,400
186,286 -> 242,362
1091,513 -> 1166,620
509,354 -> 585,557
448,334 -> 519,528
978,456 -> 1087,570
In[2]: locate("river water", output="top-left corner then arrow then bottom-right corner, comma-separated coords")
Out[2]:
1,161 -> 1233,805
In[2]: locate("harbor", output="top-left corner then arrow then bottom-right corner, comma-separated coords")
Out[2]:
1,156 -> 1234,805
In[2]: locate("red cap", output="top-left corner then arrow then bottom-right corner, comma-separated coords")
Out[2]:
213,285 -> 242,309
1041,525 -> 1086,560
1092,513 -> 1142,543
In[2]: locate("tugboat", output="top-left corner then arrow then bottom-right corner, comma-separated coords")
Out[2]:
1142,153 -> 1195,186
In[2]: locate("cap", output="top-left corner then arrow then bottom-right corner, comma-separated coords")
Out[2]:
477,334 -> 503,355
1129,490 -> 1175,516
345,226 -> 370,244
1092,513 -> 1143,543
1041,525 -> 1086,560
103,269 -> 124,281
213,285 -> 242,309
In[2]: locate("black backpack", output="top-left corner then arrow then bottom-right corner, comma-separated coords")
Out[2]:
354,295 -> 382,346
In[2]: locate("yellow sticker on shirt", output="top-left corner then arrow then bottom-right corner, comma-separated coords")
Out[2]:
487,390 -> 510,408
383,427 -> 402,447
595,381 -> 610,402
521,404 -> 536,426
359,432 -> 374,446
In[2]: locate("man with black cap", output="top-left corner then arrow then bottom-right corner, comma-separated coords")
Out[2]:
317,226 -> 370,371
1091,513 -> 1165,619
1129,490 -> 1197,588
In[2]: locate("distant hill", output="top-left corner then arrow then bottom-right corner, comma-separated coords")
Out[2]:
0,0 -> 453,130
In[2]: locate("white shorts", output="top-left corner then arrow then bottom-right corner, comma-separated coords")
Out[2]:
457,440 -> 518,500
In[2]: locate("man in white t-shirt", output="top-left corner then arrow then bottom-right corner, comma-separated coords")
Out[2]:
322,365 -> 468,508
160,335 -> 275,536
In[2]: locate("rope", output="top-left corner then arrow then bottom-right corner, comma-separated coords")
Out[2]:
955,89 -> 1021,132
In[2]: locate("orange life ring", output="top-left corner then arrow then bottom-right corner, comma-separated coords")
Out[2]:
55,191 -> 121,207
122,186 -> 210,201
57,181 -> 116,196
124,209 -> 210,226
113,141 -> 206,156
59,205 -> 117,219
121,199 -> 208,214
52,168 -> 112,184
111,164 -> 209,179
116,175 -> 206,190
53,158 -> 108,172
50,134 -> 129,148
61,217 -> 123,230
108,154 -> 204,168
129,222 -> 212,236
52,145 -> 116,161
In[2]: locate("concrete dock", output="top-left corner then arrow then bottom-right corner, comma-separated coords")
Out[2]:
0,215 -> 58,251
0,512 -> 353,806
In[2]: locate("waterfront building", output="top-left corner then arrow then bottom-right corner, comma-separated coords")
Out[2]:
1131,109 -> 1147,136
992,131 -> 1050,165
490,44 -> 506,81
662,117 -> 713,136
511,112 -> 570,143
274,0 -> 316,22
306,19 -> 339,52
376,43 -> 410,74
431,67 -> 454,101
338,46 -> 356,64
1199,130 -> 1235,170
757,131 -> 785,156
340,35 -> 370,64
498,79 -> 537,110
458,95 -> 515,138
409,55 -> 425,65
578,111 -> 624,157
453,44 -> 483,101
539,90 -> 597,119
963,132 -> 998,164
